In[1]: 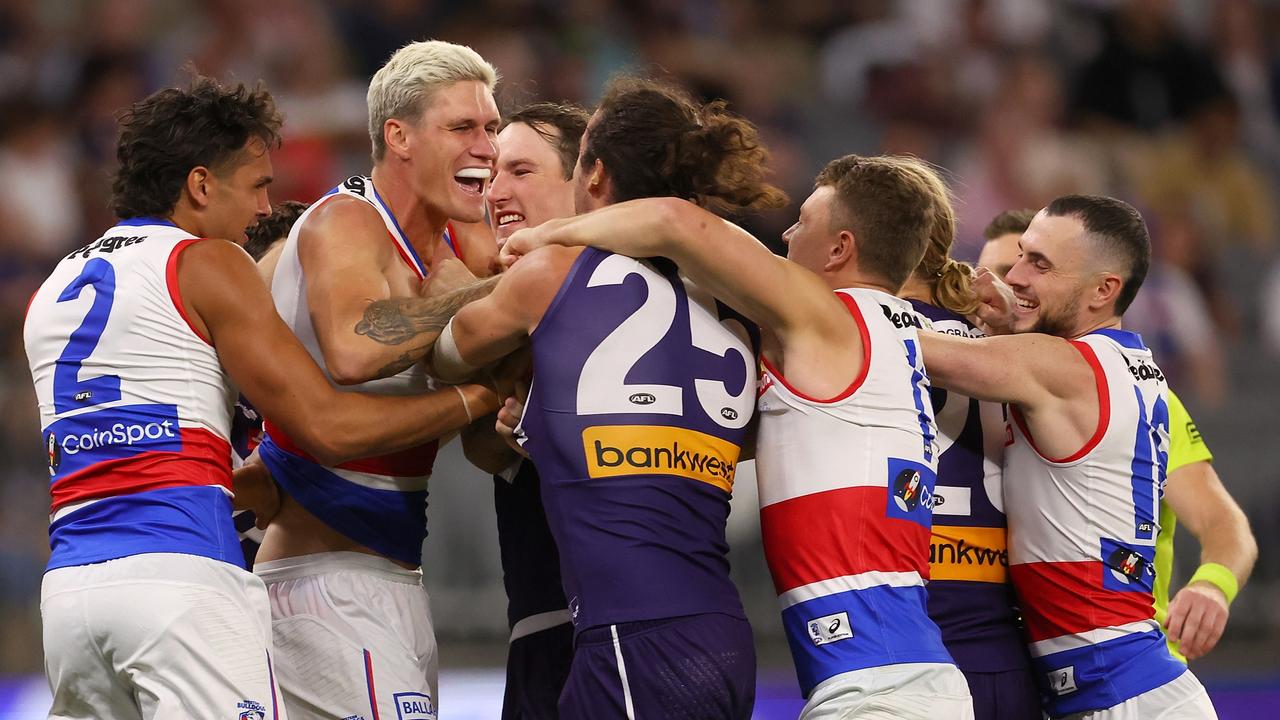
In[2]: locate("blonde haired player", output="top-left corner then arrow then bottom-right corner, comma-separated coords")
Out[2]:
250,39 -> 506,720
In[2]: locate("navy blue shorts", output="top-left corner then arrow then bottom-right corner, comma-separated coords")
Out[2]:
559,613 -> 755,720
963,667 -> 1042,720
502,621 -> 574,720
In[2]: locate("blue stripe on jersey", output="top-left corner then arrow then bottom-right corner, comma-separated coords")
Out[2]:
903,338 -> 936,463
258,435 -> 428,566
115,216 -> 177,228
1090,328 -> 1146,350
1128,386 -> 1167,540
46,403 -> 182,482
780,584 -> 953,696
48,485 -> 241,570
369,182 -> 427,277
1034,629 -> 1185,717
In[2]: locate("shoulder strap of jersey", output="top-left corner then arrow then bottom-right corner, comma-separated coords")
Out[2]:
326,175 -> 428,279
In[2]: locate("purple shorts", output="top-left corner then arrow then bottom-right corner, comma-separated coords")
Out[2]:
559,613 -> 755,720
963,667 -> 1043,720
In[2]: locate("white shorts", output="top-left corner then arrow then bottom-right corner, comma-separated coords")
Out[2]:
256,552 -> 438,720
41,552 -> 284,720
1061,671 -> 1217,720
799,662 -> 975,720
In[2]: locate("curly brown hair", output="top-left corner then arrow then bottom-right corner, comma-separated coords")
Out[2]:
583,76 -> 788,214
111,73 -> 282,220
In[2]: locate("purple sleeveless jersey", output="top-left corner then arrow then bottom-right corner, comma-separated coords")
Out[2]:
518,248 -> 758,633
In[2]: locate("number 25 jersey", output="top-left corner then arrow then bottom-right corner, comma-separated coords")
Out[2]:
25,219 -> 238,572
518,248 -> 759,633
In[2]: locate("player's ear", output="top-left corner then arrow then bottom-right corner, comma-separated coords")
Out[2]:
1091,271 -> 1123,312
384,118 -> 412,161
587,159 -> 610,202
826,228 -> 855,272
186,166 -> 212,210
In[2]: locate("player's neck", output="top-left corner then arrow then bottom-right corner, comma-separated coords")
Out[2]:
1069,314 -> 1123,339
167,203 -> 207,239
370,165 -> 448,258
825,268 -> 897,296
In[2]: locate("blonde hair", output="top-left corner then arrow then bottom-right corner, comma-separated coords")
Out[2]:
367,40 -> 499,161
899,158 -> 977,315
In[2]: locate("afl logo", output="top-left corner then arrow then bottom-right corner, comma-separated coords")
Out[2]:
46,432 -> 60,475
892,469 -> 923,512
629,393 -> 656,406
720,407 -> 738,421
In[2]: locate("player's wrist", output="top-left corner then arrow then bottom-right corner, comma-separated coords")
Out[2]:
1188,562 -> 1239,605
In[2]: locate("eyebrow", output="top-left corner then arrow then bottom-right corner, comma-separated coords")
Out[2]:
1023,249 -> 1052,266
255,175 -> 274,188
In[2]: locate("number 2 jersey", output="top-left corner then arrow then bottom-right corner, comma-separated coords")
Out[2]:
756,288 -> 953,697
516,248 -> 759,633
25,218 -> 239,571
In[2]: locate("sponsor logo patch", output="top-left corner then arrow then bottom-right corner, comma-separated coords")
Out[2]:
394,691 -> 437,720
885,457 -> 936,528
929,525 -> 1009,583
1100,538 -> 1156,593
807,611 -> 854,646
582,425 -> 740,491
1046,666 -> 1077,696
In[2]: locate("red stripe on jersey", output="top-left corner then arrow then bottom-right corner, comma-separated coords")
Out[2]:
50,428 -> 231,511
759,291 -> 871,404
1010,561 -> 1155,642
760,485 -> 930,594
263,419 -> 438,477
445,221 -> 464,263
1011,340 -> 1110,464
165,239 -> 214,346
388,228 -> 425,280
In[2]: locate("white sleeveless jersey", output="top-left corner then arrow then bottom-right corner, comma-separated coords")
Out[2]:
256,176 -> 452,567
25,218 -> 239,571
755,288 -> 953,697
1004,328 -> 1185,716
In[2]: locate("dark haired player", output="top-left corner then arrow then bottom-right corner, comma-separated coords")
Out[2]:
25,75 -> 504,720
463,101 -> 589,720
919,197 -> 1217,718
433,77 -> 786,720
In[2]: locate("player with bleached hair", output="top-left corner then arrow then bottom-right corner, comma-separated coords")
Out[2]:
247,39 -> 509,720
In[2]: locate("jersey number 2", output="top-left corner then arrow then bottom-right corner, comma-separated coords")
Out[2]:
53,258 -> 120,413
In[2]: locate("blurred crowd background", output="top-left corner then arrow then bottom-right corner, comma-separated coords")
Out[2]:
0,0 -> 1277,691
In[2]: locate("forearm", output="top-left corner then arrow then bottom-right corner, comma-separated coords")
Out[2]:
1193,512 -> 1258,588
337,276 -> 501,381
310,383 -> 499,464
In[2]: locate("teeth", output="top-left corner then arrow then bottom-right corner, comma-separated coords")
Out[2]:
497,213 -> 524,226
456,167 -> 491,180
1016,299 -> 1036,309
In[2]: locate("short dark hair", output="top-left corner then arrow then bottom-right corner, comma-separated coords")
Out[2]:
111,73 -> 282,220
815,154 -> 937,290
983,209 -> 1036,240
582,75 -> 787,213
244,200 -> 307,261
1043,195 -> 1150,315
502,102 -> 589,180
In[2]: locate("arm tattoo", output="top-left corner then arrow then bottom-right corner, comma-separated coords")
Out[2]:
355,275 -> 500,346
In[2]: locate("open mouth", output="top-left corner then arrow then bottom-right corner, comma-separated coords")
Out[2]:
1015,297 -> 1039,312
496,212 -> 525,228
454,167 -> 491,196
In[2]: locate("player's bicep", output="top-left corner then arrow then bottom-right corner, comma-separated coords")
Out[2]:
297,204 -> 396,356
